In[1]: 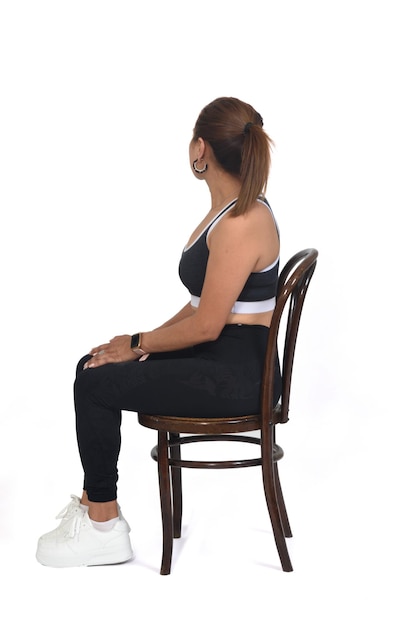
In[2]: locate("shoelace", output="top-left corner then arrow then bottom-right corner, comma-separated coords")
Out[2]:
56,495 -> 81,520
65,507 -> 86,539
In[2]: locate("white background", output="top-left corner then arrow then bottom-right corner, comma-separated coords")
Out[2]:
1,1 -> 416,624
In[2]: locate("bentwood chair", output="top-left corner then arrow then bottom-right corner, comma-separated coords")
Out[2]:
138,248 -> 318,574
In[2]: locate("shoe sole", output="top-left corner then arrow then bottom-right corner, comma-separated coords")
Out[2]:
36,551 -> 134,568
36,542 -> 134,568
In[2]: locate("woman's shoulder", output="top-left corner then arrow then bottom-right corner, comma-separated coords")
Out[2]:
225,198 -> 276,230
209,200 -> 275,246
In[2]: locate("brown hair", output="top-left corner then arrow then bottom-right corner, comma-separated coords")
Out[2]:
193,97 -> 273,216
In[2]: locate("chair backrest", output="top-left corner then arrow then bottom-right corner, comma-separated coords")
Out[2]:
261,248 -> 318,424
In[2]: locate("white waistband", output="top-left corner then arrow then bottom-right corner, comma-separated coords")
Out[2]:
190,295 -> 276,314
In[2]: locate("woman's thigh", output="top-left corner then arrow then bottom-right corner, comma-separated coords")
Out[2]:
74,327 -> 271,418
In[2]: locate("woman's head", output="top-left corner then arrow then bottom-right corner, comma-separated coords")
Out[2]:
192,97 -> 273,215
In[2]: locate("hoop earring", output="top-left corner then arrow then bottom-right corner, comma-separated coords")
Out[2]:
193,159 -> 208,174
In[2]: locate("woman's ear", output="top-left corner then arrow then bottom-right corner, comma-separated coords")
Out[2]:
196,137 -> 206,160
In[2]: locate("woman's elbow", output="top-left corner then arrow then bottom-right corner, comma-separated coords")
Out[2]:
196,318 -> 224,343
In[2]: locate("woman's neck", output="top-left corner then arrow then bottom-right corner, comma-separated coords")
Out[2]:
206,173 -> 241,213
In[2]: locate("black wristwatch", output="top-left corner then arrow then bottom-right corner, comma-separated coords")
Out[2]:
131,333 -> 146,356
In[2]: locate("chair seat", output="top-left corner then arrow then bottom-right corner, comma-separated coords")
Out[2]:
138,404 -> 283,435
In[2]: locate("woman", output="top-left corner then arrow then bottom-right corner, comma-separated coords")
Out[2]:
36,96 -> 282,567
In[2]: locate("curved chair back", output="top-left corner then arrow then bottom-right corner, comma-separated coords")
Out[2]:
262,248 -> 318,426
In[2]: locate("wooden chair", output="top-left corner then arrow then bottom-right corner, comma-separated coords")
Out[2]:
138,248 -> 318,574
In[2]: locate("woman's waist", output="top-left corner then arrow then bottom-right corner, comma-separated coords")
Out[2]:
194,322 -> 271,364
225,310 -> 273,328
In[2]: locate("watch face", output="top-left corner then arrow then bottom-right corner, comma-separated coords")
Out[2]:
130,333 -> 140,349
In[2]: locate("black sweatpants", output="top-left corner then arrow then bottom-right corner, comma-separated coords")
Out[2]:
74,324 -> 281,502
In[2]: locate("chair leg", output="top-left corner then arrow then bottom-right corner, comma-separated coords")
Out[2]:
272,429 -> 292,537
262,431 -> 293,572
157,430 -> 174,575
169,432 -> 183,538
273,463 -> 292,538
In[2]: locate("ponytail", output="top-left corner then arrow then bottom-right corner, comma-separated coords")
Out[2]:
234,121 -> 272,216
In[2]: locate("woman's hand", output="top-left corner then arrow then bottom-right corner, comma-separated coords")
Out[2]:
83,334 -> 139,369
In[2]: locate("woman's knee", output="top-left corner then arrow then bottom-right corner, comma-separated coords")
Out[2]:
76,354 -> 91,376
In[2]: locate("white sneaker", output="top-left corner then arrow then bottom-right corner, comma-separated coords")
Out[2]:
36,502 -> 133,568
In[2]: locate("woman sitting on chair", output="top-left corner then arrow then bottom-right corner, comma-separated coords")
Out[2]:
36,96 -> 282,568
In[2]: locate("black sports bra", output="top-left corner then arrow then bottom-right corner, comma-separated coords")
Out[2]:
178,198 -> 279,314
